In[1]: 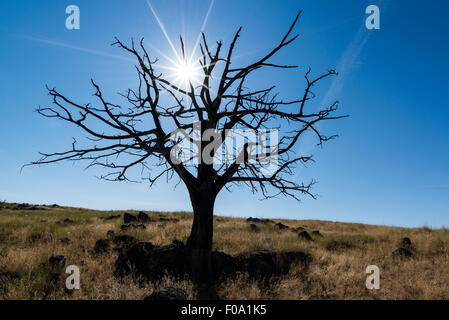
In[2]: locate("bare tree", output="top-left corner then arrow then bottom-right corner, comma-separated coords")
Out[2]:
29,11 -> 346,285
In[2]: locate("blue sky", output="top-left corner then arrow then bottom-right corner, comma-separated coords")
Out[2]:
1,0 -> 448,228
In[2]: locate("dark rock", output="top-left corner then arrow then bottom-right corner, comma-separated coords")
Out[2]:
291,226 -> 305,233
144,287 -> 187,300
311,230 -> 323,237
115,241 -> 184,280
401,237 -> 412,248
57,218 -> 74,224
104,214 -> 121,220
275,222 -> 289,230
94,239 -> 110,254
51,204 -> 59,208
0,271 -> 20,285
393,247 -> 413,258
123,213 -> 138,224
59,238 -> 71,244
138,211 -> 151,223
297,231 -> 313,241
121,223 -> 146,231
240,251 -> 280,279
261,219 -> 275,224
246,217 -> 262,223
113,235 -> 137,246
106,230 -> 115,238
278,252 -> 312,272
211,251 -> 238,278
250,224 -> 260,232
49,255 -> 66,268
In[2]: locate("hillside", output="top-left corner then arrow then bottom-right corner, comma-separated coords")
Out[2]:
0,202 -> 448,299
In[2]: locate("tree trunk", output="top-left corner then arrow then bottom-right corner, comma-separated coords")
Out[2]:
186,190 -> 216,286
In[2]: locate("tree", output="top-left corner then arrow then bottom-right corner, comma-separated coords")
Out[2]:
30,10 -> 345,286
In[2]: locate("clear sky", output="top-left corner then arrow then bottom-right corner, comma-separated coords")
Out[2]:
1,0 -> 448,228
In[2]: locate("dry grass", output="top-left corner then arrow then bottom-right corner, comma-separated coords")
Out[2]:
0,202 -> 448,300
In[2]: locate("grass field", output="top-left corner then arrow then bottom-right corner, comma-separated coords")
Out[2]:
0,201 -> 448,300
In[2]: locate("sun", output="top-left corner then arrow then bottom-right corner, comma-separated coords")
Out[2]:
172,60 -> 201,87
175,61 -> 196,82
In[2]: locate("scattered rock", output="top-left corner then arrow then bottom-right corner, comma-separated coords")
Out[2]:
57,218 -> 74,224
113,235 -> 137,246
393,247 -> 413,258
49,255 -> 66,268
104,214 -> 121,220
94,239 -> 110,254
261,219 -> 275,224
123,213 -> 138,224
121,223 -> 146,231
59,238 -> 71,244
115,241 -> 182,280
401,237 -> 412,248
246,217 -> 262,223
297,231 -> 313,241
275,222 -> 289,230
291,227 -> 305,233
138,211 -> 151,223
144,287 -> 187,300
312,230 -> 323,237
106,230 -> 115,238
241,251 -> 280,279
250,224 -> 260,232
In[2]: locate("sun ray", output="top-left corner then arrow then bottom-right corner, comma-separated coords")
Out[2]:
188,0 -> 215,64
145,0 -> 182,64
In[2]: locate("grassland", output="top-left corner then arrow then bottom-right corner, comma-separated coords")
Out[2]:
0,201 -> 448,300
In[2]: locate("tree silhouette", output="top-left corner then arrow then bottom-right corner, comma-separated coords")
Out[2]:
30,10 -> 345,286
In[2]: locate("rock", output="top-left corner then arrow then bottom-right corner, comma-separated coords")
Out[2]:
246,217 -> 262,223
278,251 -> 312,272
261,219 -> 275,224
211,251 -> 238,278
104,214 -> 121,220
401,237 -> 412,248
291,227 -> 305,233
311,230 -> 323,237
57,218 -> 74,224
275,222 -> 289,230
106,230 -> 115,238
123,213 -> 137,224
121,224 -> 146,231
250,224 -> 260,232
297,231 -> 313,241
393,247 -> 413,258
113,235 -> 137,246
144,287 -> 187,300
138,211 -> 151,223
115,240 -> 184,280
59,237 -> 71,244
240,251 -> 280,280
94,239 -> 110,254
49,255 -> 66,268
